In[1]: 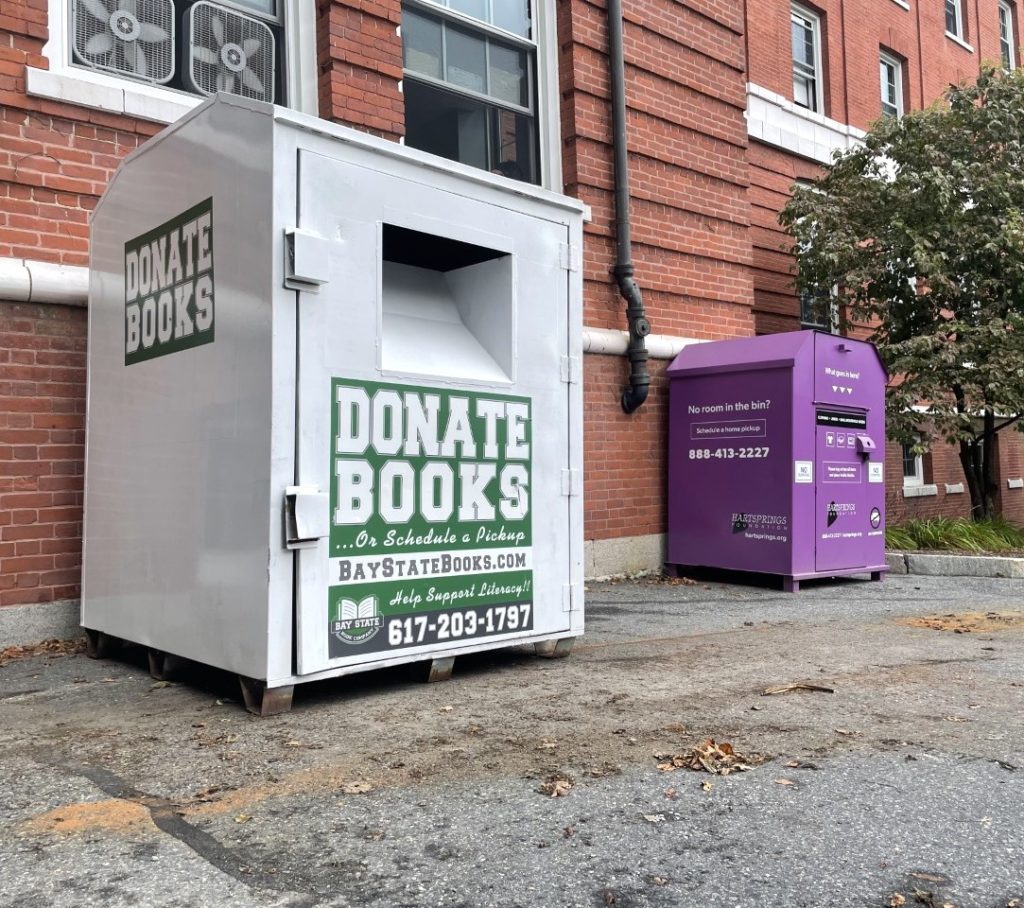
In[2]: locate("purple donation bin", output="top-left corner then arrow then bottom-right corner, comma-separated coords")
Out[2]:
665,331 -> 888,591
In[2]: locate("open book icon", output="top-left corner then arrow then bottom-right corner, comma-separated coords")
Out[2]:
340,597 -> 376,620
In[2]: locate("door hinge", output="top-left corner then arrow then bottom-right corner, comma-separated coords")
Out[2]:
562,583 -> 580,612
560,355 -> 581,384
284,227 -> 329,291
559,242 -> 580,272
284,485 -> 329,549
561,468 -> 581,497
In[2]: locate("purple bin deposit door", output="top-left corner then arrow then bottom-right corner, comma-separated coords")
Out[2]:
814,410 -> 873,572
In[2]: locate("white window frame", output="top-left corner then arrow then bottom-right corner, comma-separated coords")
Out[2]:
1000,1 -> 1017,71
946,0 -> 962,40
902,442 -> 923,488
399,0 -> 562,191
791,3 -> 824,115
27,0 -> 318,123
879,50 -> 903,119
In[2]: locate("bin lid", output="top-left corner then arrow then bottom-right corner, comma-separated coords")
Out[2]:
666,330 -> 886,380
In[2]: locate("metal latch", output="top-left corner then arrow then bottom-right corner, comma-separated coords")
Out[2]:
284,227 -> 329,291
284,485 -> 329,549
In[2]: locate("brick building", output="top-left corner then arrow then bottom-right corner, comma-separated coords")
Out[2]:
0,0 -> 1021,641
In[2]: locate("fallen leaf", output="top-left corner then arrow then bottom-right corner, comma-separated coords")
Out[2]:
234,814 -> 252,824
944,716 -> 970,723
652,738 -> 767,776
700,780 -> 712,792
774,778 -> 796,786
340,781 -> 374,794
538,775 -> 573,797
642,813 -> 665,823
786,760 -> 801,768
439,706 -> 453,712
834,728 -> 858,736
562,826 -> 574,838
150,680 -> 172,690
650,876 -> 668,885
761,682 -> 835,696
890,895 -> 906,908
663,787 -> 677,800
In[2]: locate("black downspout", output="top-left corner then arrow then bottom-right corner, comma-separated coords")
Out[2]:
607,0 -> 651,413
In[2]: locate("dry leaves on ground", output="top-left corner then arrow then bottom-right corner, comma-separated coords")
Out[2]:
0,637 -> 86,666
339,781 -> 374,795
655,739 -> 767,776
538,774 -> 573,797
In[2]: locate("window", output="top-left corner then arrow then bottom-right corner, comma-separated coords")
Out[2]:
402,0 -> 540,184
879,51 -> 904,118
1000,1 -> 1017,70
30,0 -> 316,121
791,4 -> 823,113
799,287 -> 836,332
945,0 -> 964,38
71,0 -> 282,100
902,442 -> 923,487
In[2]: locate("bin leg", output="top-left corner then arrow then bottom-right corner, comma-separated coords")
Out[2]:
84,628 -> 118,659
870,570 -> 884,582
147,649 -> 184,682
427,657 -> 455,683
535,638 -> 574,659
238,676 -> 294,716
782,577 -> 800,593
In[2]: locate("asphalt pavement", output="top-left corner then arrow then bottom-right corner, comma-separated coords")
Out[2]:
1,572 -> 1022,908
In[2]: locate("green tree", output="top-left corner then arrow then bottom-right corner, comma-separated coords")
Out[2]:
781,66 -> 1024,520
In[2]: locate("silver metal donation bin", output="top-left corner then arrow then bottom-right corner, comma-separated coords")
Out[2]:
82,95 -> 585,715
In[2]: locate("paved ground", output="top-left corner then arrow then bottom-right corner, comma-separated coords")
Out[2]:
1,573 -> 1022,908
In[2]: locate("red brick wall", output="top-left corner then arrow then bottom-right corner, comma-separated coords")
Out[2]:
317,0 -> 403,140
562,0 -> 754,542
994,430 -> 1024,523
0,302 -> 86,606
884,439 -> 973,525
1,0 -> 166,609
745,0 -> 1007,132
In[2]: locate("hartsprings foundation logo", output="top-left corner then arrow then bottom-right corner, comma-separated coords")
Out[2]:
732,512 -> 788,542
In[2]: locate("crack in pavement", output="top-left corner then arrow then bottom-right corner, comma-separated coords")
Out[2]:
36,757 -> 320,906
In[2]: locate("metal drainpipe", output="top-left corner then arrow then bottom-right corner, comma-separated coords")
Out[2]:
607,0 -> 651,413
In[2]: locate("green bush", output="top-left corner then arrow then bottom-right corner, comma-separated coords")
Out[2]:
886,517 -> 1024,553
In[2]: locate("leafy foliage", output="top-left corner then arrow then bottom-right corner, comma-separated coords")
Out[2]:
781,67 -> 1024,517
886,517 -> 1024,553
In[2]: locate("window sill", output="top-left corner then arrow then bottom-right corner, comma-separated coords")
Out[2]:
890,0 -> 910,9
1007,477 -> 1024,489
945,32 -> 974,53
944,483 -> 965,494
903,483 -> 938,498
26,66 -> 201,124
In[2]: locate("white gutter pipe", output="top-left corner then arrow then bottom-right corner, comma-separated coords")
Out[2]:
582,326 -> 703,360
0,259 -> 709,362
0,257 -> 89,306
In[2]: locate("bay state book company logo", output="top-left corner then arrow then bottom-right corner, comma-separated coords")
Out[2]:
330,595 -> 382,645
124,197 -> 214,365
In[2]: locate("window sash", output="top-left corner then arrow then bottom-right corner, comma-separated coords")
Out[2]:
945,0 -> 962,36
879,53 -> 902,118
791,6 -> 821,113
1000,2 -> 1016,70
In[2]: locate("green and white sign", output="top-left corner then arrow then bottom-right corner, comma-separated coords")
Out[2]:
328,378 -> 533,657
124,197 -> 214,365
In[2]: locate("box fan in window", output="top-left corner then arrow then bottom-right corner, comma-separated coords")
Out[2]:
184,1 -> 275,102
72,0 -> 175,84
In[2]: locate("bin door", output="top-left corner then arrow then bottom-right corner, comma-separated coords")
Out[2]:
814,410 -> 870,572
291,150 -> 577,676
